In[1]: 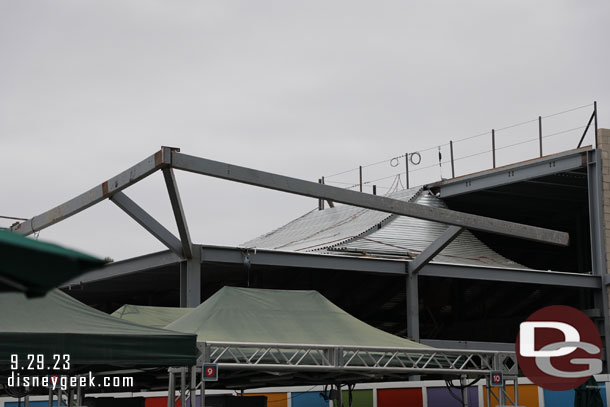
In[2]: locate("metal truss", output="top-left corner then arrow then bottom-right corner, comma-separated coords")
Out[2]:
198,341 -> 518,377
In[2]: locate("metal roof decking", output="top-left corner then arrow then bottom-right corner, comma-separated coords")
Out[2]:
241,187 -> 422,252
242,189 -> 525,269
327,192 -> 524,268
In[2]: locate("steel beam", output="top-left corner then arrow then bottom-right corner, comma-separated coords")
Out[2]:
200,246 -> 406,274
200,246 -> 600,288
62,244 -> 601,289
431,148 -> 589,198
171,152 -> 569,246
163,168 -> 193,259
408,225 -> 464,274
420,263 -> 601,288
11,149 -> 170,235
63,250 -> 181,286
110,191 -> 184,257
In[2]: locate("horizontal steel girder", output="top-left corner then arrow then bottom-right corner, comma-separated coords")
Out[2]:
171,152 -> 569,246
431,148 -> 589,198
62,245 -> 600,289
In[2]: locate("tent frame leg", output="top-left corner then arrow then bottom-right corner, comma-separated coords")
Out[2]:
181,367 -> 186,406
168,369 -> 176,407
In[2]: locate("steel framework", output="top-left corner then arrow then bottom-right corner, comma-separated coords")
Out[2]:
165,342 -> 520,407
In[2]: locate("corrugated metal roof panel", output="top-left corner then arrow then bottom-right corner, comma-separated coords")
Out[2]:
328,191 -> 525,268
242,188 -> 525,269
241,187 -> 422,252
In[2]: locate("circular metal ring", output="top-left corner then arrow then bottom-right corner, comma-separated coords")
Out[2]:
390,157 -> 400,167
409,152 -> 421,165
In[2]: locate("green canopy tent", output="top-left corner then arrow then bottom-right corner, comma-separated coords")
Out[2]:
166,286 -> 428,348
112,304 -> 194,328
0,229 -> 105,297
0,289 -> 196,370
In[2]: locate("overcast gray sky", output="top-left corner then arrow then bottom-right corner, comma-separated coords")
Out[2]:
1,0 -> 609,260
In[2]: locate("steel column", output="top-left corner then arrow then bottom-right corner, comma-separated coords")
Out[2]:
180,245 -> 201,307
110,191 -> 184,257
587,148 -> 610,369
406,264 -> 419,342
163,168 -> 194,259
171,152 -> 569,246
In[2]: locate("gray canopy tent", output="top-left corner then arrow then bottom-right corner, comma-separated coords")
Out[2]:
0,289 -> 197,371
165,286 -> 519,407
112,304 -> 194,328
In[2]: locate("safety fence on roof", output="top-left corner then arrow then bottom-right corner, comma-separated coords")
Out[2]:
321,102 -> 598,196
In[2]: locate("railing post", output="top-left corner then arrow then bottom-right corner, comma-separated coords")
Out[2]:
538,116 -> 543,157
318,178 -> 323,210
359,166 -> 363,192
405,153 -> 410,189
449,141 -> 455,178
595,101 -> 598,145
373,185 -> 377,195
492,129 -> 496,168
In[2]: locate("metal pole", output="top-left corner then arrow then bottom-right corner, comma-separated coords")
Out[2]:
405,153 -> 410,189
449,141 -> 455,178
57,388 -> 61,407
190,366 -> 196,407
200,371 -> 205,407
359,166 -> 363,192
318,179 -> 324,210
373,185 -> 377,195
460,376 -> 469,407
25,394 -> 30,407
485,377 -> 491,407
336,384 -> 343,407
48,388 -> 53,407
538,116 -> 543,157
76,378 -> 82,407
168,370 -> 175,407
595,101 -> 598,141
492,129 -> 496,168
181,367 -> 186,406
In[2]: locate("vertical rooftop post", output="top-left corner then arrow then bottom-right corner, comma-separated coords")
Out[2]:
539,116 -> 543,157
492,129 -> 496,168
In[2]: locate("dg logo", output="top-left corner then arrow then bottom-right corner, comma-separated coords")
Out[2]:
516,305 -> 602,391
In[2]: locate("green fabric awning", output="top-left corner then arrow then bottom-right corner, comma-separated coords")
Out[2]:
0,290 -> 196,369
166,286 -> 427,348
112,304 -> 194,328
0,229 -> 105,297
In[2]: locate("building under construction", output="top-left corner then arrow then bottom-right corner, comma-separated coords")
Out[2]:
8,119 -> 609,364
